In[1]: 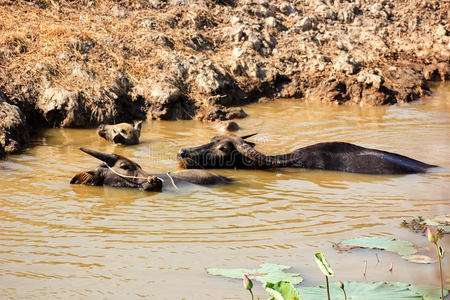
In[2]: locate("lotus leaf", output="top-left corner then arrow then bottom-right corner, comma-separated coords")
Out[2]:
313,252 -> 334,277
265,281 -> 301,300
297,281 -> 448,300
206,263 -> 303,285
336,237 -> 417,256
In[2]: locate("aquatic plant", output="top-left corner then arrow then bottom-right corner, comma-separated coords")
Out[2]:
427,227 -> 444,299
207,263 -> 303,285
401,215 -> 450,234
243,274 -> 254,300
265,281 -> 300,300
264,280 -> 448,300
313,252 -> 334,300
338,281 -> 347,300
334,236 -> 434,264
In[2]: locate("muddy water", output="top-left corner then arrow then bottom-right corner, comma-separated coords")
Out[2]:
1,83 -> 449,299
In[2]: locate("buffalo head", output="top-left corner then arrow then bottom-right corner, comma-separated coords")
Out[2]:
98,121 -> 142,145
177,134 -> 267,169
71,147 -> 162,191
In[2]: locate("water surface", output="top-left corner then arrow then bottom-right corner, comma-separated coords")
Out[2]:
1,83 -> 449,299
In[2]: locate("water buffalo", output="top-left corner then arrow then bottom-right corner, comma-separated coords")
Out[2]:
97,121 -> 142,145
177,134 -> 438,175
71,148 -> 230,192
214,121 -> 240,132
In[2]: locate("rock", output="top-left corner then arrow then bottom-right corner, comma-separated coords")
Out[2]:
315,5 -> 337,20
0,91 -> 30,158
134,80 -> 194,120
148,0 -> 167,9
338,3 -> 357,23
37,87 -> 80,127
334,55 -> 360,75
298,17 -> 313,31
279,2 -> 294,15
265,16 -> 277,29
357,69 -> 384,89
436,25 -> 447,37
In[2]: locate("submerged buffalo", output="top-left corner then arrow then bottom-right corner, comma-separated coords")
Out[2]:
177,134 -> 437,175
71,148 -> 230,192
98,122 -> 142,145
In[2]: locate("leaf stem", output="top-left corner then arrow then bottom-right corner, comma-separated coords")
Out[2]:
325,276 -> 330,300
435,243 -> 443,300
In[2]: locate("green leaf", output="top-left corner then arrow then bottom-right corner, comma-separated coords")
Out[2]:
206,263 -> 303,285
336,237 -> 418,257
298,281 -> 448,300
408,284 -> 449,300
313,252 -> 334,277
265,281 -> 301,300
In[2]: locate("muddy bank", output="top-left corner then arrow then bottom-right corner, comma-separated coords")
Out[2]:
0,0 -> 448,158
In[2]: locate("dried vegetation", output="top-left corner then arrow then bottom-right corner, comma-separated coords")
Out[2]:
0,0 -> 449,157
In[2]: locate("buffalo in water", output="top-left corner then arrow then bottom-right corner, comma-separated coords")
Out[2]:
71,148 -> 230,192
98,122 -> 142,145
177,134 -> 437,175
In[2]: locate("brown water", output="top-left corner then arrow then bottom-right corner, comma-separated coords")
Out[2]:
1,83 -> 449,299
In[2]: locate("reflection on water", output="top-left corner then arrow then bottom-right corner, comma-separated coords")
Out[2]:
1,82 -> 449,299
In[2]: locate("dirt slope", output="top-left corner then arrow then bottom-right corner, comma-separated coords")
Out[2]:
0,0 -> 448,157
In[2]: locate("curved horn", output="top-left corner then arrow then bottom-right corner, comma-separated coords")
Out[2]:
241,133 -> 257,140
230,136 -> 299,168
80,147 -> 118,167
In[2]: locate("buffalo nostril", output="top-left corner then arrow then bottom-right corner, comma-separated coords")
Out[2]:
178,149 -> 188,158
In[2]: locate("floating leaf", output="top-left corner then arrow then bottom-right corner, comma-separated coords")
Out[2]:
297,281 -> 448,300
265,281 -> 301,300
313,252 -> 334,277
206,263 -> 303,285
403,255 -> 436,264
408,284 -> 449,300
336,237 -> 417,257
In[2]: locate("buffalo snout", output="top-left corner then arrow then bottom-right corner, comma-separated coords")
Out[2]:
141,176 -> 163,192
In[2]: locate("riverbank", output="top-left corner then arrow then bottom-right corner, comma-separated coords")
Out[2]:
0,0 -> 449,158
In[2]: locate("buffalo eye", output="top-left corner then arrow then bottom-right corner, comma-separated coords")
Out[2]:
119,162 -> 130,170
218,143 -> 232,153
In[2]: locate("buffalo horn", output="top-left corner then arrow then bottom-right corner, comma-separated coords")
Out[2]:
80,147 -> 118,166
240,133 -> 258,140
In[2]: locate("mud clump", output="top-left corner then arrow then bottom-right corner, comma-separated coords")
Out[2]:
0,0 -> 449,156
0,91 -> 30,159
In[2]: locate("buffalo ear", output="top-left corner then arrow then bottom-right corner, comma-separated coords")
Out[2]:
241,133 -> 257,140
134,121 -> 143,133
245,141 -> 256,147
70,171 -> 100,185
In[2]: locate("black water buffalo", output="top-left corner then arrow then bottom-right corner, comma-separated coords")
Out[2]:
98,122 -> 142,145
177,134 -> 437,175
71,148 -> 230,192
